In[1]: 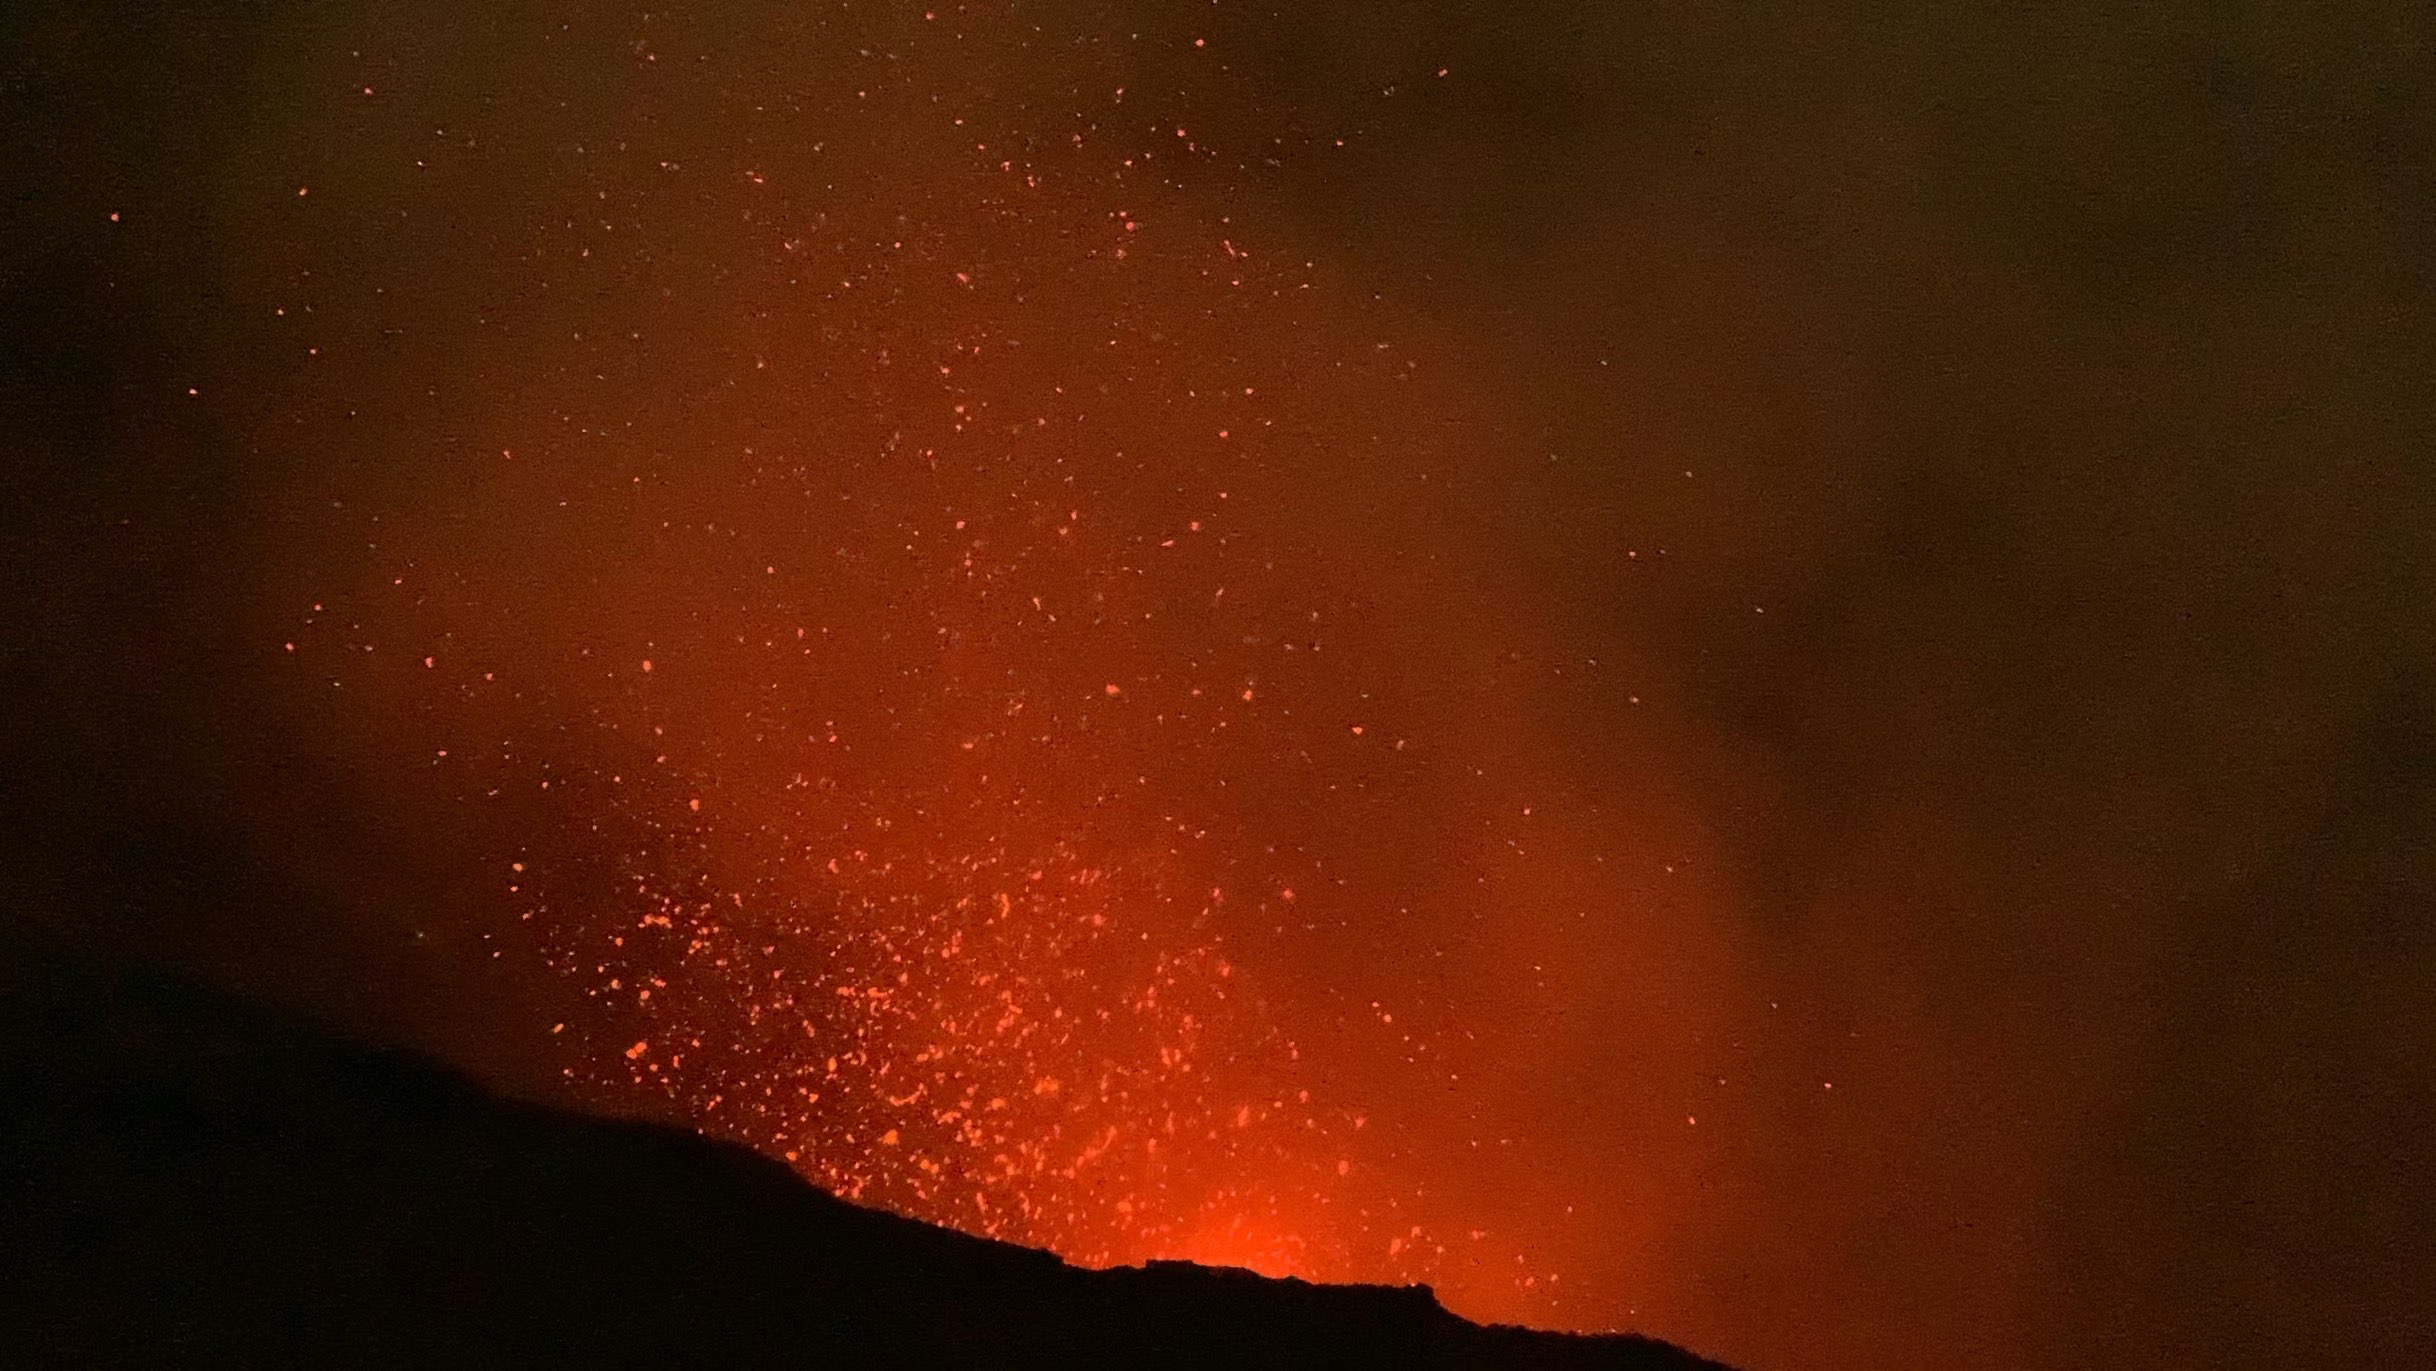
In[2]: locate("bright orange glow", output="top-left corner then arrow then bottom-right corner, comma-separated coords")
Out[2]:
1165,1210 -> 1316,1281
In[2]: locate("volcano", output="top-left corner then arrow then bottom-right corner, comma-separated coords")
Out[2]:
0,963 -> 1730,1368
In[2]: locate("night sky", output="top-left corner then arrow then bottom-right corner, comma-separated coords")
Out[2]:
5,3 -> 2432,1367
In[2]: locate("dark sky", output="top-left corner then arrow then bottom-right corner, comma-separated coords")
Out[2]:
4,3 -> 2431,1366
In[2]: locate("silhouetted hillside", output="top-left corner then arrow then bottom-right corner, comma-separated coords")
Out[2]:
0,966 -> 1732,1368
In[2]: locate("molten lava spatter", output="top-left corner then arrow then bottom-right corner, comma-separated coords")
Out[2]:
249,0 -> 1737,1336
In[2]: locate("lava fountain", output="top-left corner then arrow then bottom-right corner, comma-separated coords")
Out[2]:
232,0 -> 1741,1335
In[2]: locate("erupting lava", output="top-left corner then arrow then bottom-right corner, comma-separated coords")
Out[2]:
31,1 -> 2419,1366
248,0 -> 1738,1335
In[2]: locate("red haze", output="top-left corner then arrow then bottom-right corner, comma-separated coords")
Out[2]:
10,3 -> 2429,1368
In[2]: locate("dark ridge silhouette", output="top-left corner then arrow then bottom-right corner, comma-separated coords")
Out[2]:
0,965 -> 1734,1369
